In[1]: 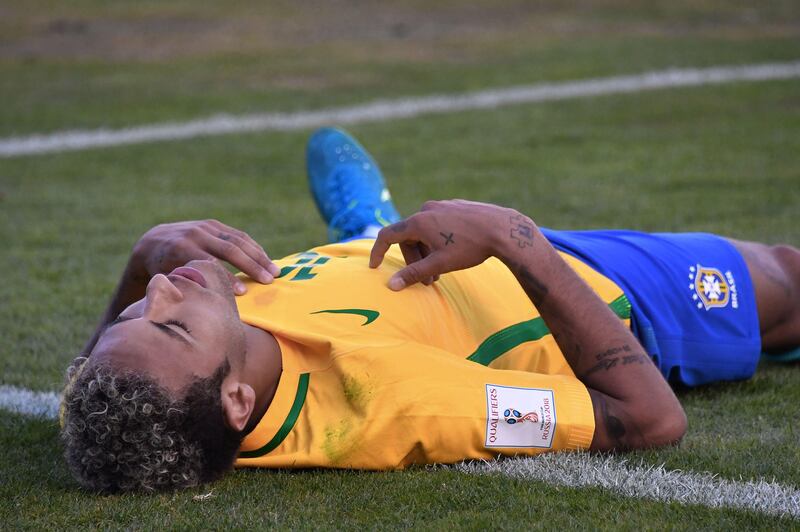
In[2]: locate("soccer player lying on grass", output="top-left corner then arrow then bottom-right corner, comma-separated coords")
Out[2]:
60,128 -> 800,492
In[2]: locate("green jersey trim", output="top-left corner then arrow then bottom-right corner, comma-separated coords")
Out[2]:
238,373 -> 310,459
467,294 -> 632,366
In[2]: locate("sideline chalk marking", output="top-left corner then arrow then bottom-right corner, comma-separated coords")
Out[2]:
452,453 -> 800,519
0,385 -> 59,419
1,61 -> 799,157
1,383 -> 797,518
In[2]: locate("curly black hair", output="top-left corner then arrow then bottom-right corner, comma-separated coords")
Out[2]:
60,357 -> 244,492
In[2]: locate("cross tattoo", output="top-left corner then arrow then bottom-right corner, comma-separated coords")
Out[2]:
440,232 -> 455,245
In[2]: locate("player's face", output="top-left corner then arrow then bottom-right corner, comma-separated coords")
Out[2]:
88,259 -> 247,394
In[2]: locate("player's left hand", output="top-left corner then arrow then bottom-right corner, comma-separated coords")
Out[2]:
369,199 -> 533,290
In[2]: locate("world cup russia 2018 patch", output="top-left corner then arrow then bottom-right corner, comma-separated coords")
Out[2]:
485,384 -> 556,448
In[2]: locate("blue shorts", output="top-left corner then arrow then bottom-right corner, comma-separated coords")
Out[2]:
541,229 -> 761,387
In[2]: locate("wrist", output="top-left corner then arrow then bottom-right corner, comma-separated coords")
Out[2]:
494,211 -> 540,262
126,241 -> 151,285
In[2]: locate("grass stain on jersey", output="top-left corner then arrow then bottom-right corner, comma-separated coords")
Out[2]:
342,376 -> 371,414
322,418 -> 357,464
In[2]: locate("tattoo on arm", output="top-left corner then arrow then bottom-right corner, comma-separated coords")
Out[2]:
439,232 -> 454,245
587,357 -> 619,375
509,215 -> 535,248
586,344 -> 648,376
622,354 -> 647,366
595,344 -> 631,360
599,394 -> 627,447
505,260 -> 549,303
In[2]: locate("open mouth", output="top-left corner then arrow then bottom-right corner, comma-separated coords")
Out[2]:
168,266 -> 208,288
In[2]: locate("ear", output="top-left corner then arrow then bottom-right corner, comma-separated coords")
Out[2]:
220,379 -> 256,433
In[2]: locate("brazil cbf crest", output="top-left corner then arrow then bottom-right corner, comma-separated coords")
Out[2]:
688,264 -> 738,311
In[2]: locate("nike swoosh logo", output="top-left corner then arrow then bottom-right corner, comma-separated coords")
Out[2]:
311,308 -> 380,326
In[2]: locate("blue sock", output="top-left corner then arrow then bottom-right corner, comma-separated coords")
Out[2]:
762,346 -> 800,362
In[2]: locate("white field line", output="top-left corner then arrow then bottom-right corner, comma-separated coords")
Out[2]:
1,384 -> 798,520
0,385 -> 59,419
452,454 -> 800,519
2,61 -> 800,158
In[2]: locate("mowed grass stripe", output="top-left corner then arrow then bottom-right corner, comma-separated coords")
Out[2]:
453,453 -> 800,519
3,384 -> 798,519
1,61 -> 798,157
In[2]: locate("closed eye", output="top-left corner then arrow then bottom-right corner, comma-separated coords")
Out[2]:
150,320 -> 193,347
102,315 -> 193,347
164,319 -> 191,334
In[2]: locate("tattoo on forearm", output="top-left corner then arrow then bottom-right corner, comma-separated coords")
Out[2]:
587,357 -> 619,375
586,346 -> 648,376
509,215 -> 535,248
506,261 -> 549,303
439,232 -> 454,245
622,354 -> 647,366
519,266 -> 549,301
595,344 -> 632,360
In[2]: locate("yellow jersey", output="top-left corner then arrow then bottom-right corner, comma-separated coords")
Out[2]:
234,240 -> 630,469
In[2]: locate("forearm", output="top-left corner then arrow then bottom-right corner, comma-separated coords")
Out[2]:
496,215 -> 685,450
369,200 -> 686,450
81,258 -> 147,355
498,226 -> 649,388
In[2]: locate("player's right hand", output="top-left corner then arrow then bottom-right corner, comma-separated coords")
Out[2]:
369,199 -> 537,291
130,220 -> 280,295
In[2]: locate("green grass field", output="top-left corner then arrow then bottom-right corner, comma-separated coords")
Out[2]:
1,1 -> 799,528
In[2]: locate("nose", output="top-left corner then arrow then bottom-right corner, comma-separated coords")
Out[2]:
143,274 -> 184,317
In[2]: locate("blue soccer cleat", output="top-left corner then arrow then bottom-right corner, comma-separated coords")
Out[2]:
306,127 -> 402,242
